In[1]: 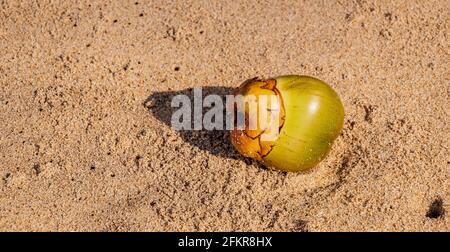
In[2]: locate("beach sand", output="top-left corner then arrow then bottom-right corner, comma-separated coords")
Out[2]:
0,0 -> 448,231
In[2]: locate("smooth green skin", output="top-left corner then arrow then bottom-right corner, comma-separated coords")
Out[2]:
262,75 -> 344,172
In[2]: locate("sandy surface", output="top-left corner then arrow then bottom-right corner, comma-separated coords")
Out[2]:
0,0 -> 449,231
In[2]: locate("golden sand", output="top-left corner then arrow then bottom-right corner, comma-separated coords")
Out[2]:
0,0 -> 448,231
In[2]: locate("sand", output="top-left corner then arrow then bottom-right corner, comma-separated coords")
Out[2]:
0,0 -> 448,231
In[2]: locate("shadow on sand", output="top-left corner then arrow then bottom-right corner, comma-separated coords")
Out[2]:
144,86 -> 262,166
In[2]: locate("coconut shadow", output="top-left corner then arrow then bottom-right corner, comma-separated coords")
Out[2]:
144,86 -> 264,165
